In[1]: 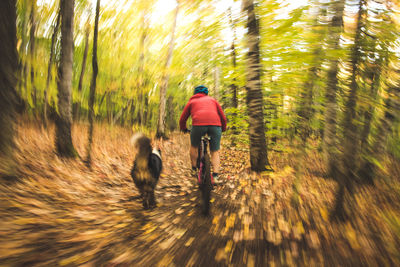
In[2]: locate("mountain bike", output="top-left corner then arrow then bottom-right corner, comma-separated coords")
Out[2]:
196,135 -> 213,215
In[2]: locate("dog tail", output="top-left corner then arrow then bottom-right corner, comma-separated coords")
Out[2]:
130,132 -> 146,146
131,133 -> 152,157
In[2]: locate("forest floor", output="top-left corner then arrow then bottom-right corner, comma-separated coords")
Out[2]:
1,121 -> 400,266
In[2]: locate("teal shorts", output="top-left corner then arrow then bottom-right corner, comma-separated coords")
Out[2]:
190,126 -> 222,151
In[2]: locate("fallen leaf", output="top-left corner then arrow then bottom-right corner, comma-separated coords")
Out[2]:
185,237 -> 195,247
215,248 -> 227,262
175,208 -> 184,215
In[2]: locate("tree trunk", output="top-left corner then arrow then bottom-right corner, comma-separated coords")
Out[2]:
322,0 -> 345,176
137,9 -> 148,126
106,92 -> 112,124
143,93 -> 149,127
29,0 -> 37,109
229,7 -> 239,145
0,0 -> 18,176
129,99 -> 135,125
85,0 -> 100,166
293,9 -> 322,204
297,66 -> 317,143
55,0 -> 77,158
231,61 -> 238,110
78,22 -> 90,94
297,6 -> 323,144
332,0 -> 364,220
272,101 -> 278,143
242,0 -> 270,172
213,66 -> 220,101
74,20 -> 90,121
156,0 -> 179,139
359,56 -> 383,154
331,182 -> 348,221
22,62 -> 28,102
341,0 -> 364,182
359,75 -> 399,183
297,24 -> 322,142
43,7 -> 61,128
17,0 -> 28,98
113,104 -> 129,125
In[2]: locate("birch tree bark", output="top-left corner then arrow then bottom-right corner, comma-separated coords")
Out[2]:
138,7 -> 148,126
156,0 -> 179,139
242,0 -> 270,172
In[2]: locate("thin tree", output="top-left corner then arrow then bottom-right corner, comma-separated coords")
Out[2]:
361,85 -> 400,180
0,0 -> 18,176
293,1 -> 325,205
85,0 -> 100,166
74,18 -> 91,120
297,2 -> 324,144
359,53 -> 383,156
43,6 -> 61,128
358,1 -> 398,183
359,62 -> 399,183
242,0 -> 270,172
18,0 -> 28,99
156,0 -> 179,139
213,66 -> 221,101
228,7 -> 239,145
55,0 -> 77,157
341,0 -> 364,176
78,19 -> 90,94
322,0 -> 345,176
138,6 -> 148,126
29,0 -> 37,108
229,9 -> 238,111
332,0 -> 365,220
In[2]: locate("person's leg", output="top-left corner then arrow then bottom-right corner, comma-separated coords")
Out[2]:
210,150 -> 220,173
190,146 -> 198,168
208,126 -> 222,182
190,126 -> 207,174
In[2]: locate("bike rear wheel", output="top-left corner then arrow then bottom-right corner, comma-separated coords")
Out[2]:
200,152 -> 212,215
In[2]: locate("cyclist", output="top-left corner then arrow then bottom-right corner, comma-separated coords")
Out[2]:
179,85 -> 227,184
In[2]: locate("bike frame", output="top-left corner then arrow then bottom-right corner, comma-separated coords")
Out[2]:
197,135 -> 213,215
197,136 -> 210,183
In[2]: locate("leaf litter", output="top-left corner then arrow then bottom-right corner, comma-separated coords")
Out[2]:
0,122 -> 399,266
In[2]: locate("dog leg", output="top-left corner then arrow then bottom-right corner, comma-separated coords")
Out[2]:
141,191 -> 148,209
149,191 -> 156,208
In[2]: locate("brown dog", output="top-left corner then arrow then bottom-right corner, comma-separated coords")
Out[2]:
130,133 -> 162,209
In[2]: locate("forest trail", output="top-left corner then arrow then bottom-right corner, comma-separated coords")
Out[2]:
0,122 -> 399,266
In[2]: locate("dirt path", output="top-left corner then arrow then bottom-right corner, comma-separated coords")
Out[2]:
0,124 -> 398,266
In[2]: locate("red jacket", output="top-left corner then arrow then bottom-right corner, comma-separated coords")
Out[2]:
179,93 -> 227,131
